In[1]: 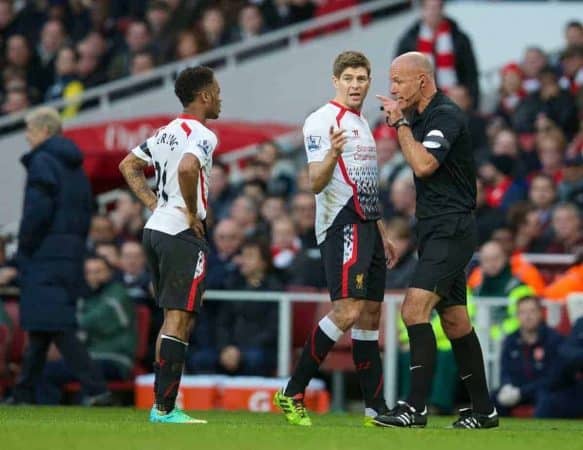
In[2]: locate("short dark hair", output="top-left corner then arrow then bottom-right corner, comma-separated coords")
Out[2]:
174,66 -> 215,107
517,295 -> 542,309
333,51 -> 371,78
85,254 -> 113,271
241,237 -> 272,271
530,172 -> 556,189
566,20 -> 582,31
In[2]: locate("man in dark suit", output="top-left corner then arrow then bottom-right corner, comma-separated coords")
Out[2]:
9,107 -> 109,405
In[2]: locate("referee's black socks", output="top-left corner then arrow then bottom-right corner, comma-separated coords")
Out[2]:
352,329 -> 386,413
406,323 -> 436,412
156,334 -> 188,413
451,328 -> 494,415
285,316 -> 342,397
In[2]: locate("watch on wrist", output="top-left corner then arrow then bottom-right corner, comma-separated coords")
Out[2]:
390,116 -> 410,129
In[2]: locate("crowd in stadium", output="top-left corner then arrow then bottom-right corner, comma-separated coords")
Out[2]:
0,0 -> 582,417
0,0 -> 327,117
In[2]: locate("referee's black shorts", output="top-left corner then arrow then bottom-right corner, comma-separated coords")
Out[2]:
410,213 -> 477,312
142,228 -> 208,313
319,220 -> 386,302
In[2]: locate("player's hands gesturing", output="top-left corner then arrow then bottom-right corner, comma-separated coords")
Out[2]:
329,126 -> 347,157
376,95 -> 404,127
383,237 -> 399,269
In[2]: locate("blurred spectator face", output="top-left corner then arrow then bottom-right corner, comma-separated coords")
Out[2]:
537,136 -> 564,172
478,162 -> 498,185
519,210 -> 543,242
84,32 -> 107,58
493,129 -> 519,158
131,53 -> 155,75
500,66 -> 522,95
491,228 -> 515,255
214,219 -> 243,257
55,47 -> 76,77
230,196 -> 258,229
479,241 -> 508,277
115,192 -> 142,221
147,3 -> 170,34
202,8 -> 226,41
421,0 -> 443,29
6,35 -> 30,67
126,22 -> 151,53
0,0 -> 13,29
256,142 -> 279,167
552,204 -> 581,242
292,192 -> 315,233
85,258 -> 113,291
41,20 -> 66,55
561,47 -> 583,78
244,161 -> 271,182
176,31 -> 200,60
517,298 -> 543,333
209,165 -> 228,199
242,181 -> 266,204
77,48 -> 99,78
565,23 -> 583,47
272,217 -> 297,248
120,241 -> 146,276
2,90 -> 29,115
390,178 -> 416,216
239,5 -> 263,36
447,85 -> 472,112
529,175 -> 557,210
476,178 -> 487,207
261,196 -> 286,224
90,215 -> 116,244
296,167 -> 311,193
238,244 -> 267,278
95,243 -> 121,269
539,70 -> 560,99
522,48 -> 547,78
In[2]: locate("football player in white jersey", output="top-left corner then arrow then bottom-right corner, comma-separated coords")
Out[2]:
119,66 -> 221,424
274,51 -> 398,427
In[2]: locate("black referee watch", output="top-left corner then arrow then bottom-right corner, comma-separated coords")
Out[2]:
389,116 -> 410,129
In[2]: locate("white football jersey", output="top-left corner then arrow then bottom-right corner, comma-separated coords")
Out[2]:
303,101 -> 380,244
131,113 -> 218,236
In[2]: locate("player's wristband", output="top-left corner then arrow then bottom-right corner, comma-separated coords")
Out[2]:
388,116 -> 410,129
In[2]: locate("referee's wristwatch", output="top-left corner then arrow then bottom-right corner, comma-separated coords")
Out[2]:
388,116 -> 410,129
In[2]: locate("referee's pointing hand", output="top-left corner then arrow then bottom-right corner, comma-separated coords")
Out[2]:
376,95 -> 404,127
329,126 -> 347,157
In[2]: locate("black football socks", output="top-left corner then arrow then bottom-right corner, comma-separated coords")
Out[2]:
406,323 -> 436,412
352,329 -> 386,413
155,334 -> 188,413
285,316 -> 343,397
451,328 -> 494,414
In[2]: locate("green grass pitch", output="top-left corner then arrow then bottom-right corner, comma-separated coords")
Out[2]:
1,407 -> 582,450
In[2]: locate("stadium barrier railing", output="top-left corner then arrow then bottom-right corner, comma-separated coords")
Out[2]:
204,290 -> 564,407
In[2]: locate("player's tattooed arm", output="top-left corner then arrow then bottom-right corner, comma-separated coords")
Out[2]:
118,153 -> 157,211
178,153 -> 204,238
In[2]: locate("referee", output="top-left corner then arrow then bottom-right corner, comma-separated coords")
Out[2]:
374,52 -> 498,429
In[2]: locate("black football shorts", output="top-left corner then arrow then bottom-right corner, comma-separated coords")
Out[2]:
319,220 -> 386,302
142,228 -> 208,313
410,213 -> 477,311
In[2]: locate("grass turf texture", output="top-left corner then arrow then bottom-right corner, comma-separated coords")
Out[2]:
1,407 -> 582,450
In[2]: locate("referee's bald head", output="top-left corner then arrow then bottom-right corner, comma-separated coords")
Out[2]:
389,52 -> 437,112
391,52 -> 434,77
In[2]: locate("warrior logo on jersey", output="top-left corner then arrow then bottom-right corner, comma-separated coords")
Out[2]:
306,135 -> 321,152
197,139 -> 212,155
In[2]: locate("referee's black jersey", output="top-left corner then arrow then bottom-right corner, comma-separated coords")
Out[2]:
409,91 -> 476,219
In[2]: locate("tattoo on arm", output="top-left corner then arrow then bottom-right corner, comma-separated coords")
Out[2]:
119,153 -> 157,211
